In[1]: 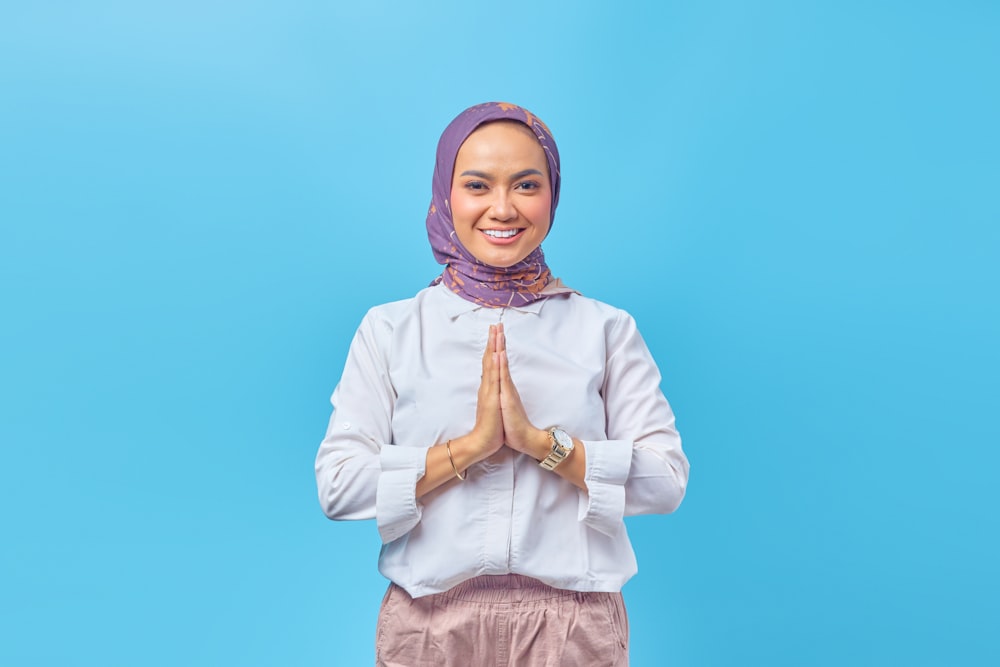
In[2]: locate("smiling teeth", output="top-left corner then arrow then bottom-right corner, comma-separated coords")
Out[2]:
483,229 -> 519,238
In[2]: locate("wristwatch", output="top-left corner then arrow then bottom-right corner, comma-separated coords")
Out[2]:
539,427 -> 574,471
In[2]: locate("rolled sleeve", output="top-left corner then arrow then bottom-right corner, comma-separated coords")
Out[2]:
601,309 -> 690,519
377,445 -> 429,543
578,439 -> 634,536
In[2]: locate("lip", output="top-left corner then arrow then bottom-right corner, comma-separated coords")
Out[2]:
479,228 -> 526,245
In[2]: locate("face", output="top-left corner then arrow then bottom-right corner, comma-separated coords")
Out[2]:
450,121 -> 552,268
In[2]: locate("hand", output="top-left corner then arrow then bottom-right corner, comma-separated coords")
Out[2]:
465,324 -> 505,460
416,325 -> 507,497
496,323 -> 549,459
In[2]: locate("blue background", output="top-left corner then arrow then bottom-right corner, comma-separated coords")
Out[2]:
2,1 -> 997,665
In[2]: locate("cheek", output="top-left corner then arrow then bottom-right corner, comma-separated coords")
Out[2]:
449,189 -> 480,226
523,194 -> 553,230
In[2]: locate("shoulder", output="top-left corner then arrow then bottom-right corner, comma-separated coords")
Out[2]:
361,286 -> 438,328
547,291 -> 636,331
545,293 -> 649,362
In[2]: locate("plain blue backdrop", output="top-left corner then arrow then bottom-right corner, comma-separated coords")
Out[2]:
2,1 -> 997,665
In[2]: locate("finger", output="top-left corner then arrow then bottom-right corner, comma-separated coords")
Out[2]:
504,349 -> 526,399
481,325 -> 495,377
485,337 -> 501,394
499,347 -> 513,389
489,351 -> 500,388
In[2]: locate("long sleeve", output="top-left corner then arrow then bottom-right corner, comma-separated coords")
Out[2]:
578,310 -> 689,536
314,310 -> 427,543
315,284 -> 688,597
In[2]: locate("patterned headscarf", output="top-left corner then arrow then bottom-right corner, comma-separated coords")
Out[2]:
427,102 -> 562,307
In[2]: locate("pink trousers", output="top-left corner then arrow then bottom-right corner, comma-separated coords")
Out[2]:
375,574 -> 629,666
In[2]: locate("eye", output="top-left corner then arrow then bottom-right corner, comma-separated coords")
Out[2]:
515,180 -> 541,192
463,180 -> 488,191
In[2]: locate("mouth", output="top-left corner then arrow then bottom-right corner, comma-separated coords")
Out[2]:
480,228 -> 525,245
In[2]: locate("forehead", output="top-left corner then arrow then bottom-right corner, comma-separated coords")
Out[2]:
454,121 -> 547,165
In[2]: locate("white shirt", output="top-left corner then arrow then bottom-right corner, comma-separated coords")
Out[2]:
315,283 -> 689,598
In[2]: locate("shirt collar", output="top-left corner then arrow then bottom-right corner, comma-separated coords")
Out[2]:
433,282 -> 566,319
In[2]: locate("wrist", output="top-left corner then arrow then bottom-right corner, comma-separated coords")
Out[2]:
537,427 -> 577,472
530,427 -> 554,461
446,435 -> 479,471
451,433 -> 496,467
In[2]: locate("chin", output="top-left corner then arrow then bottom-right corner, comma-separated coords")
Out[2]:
484,257 -> 522,269
471,238 -> 543,269
475,250 -> 530,269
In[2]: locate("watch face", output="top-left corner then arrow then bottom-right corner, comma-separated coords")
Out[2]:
552,429 -> 573,451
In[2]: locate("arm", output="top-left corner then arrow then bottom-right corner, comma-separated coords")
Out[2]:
314,311 -> 400,527
582,309 -> 689,533
315,314 -> 504,542
497,314 -> 688,531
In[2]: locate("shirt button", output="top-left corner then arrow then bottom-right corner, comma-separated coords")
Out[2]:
341,422 -> 351,430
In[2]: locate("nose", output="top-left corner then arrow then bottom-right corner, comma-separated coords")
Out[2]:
489,191 -> 516,222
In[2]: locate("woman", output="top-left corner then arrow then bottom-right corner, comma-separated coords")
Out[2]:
315,102 -> 689,666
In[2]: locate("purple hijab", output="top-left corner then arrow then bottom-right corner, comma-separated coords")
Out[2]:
427,102 -> 562,307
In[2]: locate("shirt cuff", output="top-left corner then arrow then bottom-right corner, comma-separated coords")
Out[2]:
376,446 -> 428,543
578,439 -> 633,537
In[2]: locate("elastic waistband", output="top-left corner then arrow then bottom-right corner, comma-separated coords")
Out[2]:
440,574 -> 589,604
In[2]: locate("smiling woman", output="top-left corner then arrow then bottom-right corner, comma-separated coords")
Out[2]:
450,121 -> 552,269
315,102 -> 689,666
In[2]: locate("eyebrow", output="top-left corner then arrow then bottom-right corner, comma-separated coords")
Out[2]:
458,168 -> 545,180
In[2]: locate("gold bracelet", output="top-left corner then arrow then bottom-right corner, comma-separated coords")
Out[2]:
446,440 -> 466,481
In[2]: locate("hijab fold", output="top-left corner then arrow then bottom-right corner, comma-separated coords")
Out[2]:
426,102 -> 563,308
